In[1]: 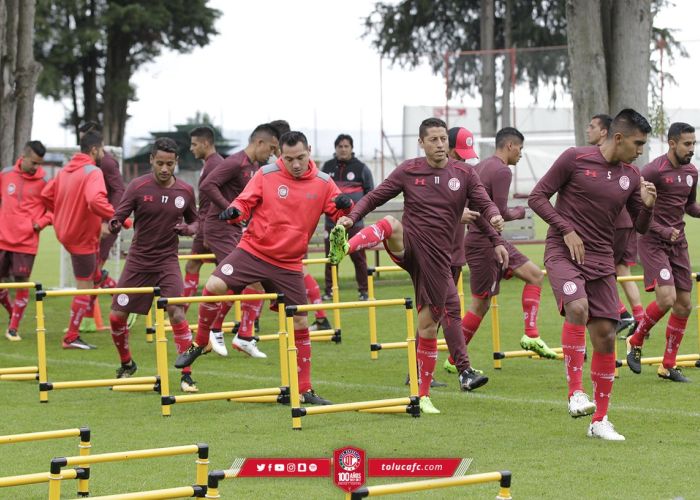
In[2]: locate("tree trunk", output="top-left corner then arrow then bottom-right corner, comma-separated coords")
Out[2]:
566,0 -> 609,146
14,0 -> 41,155
480,0 -> 497,155
1,0 -> 19,167
501,0 -> 513,128
81,0 -> 99,124
102,27 -> 131,146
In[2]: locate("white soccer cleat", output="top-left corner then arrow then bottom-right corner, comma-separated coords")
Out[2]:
232,334 -> 267,358
208,329 -> 228,357
587,417 -> 625,441
568,390 -> 596,418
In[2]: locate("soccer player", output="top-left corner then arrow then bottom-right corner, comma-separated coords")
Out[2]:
626,122 -> 699,382
322,134 -> 374,301
198,123 -> 279,358
329,117 -> 508,414
528,108 -> 656,440
588,114 -> 644,336
42,131 -> 115,349
75,122 -> 128,333
444,127 -> 556,375
175,131 -> 352,405
0,141 -> 52,341
106,137 -> 199,391
182,126 -> 224,306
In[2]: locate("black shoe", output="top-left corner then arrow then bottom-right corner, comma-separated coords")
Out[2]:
175,344 -> 205,368
254,318 -> 260,333
626,339 -> 642,374
657,366 -> 690,382
403,374 -> 447,388
616,316 -> 635,334
300,389 -> 333,405
180,372 -> 199,392
321,293 -> 333,301
309,317 -> 332,331
116,360 -> 137,378
459,368 -> 489,392
618,320 -> 638,339
358,292 -> 369,301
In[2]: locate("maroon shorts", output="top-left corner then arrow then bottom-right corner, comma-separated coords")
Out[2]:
191,232 -> 215,262
465,241 -> 529,298
212,248 -> 307,316
204,219 -> 242,263
111,260 -> 184,315
544,253 -> 619,322
70,253 -> 97,282
638,236 -> 693,292
383,239 -> 459,322
613,228 -> 637,266
0,251 -> 35,279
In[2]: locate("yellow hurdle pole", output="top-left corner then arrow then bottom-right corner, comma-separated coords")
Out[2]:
44,287 -> 157,298
48,376 -> 158,390
331,263 -> 341,329
0,468 -> 82,488
167,387 -> 282,404
60,444 -> 201,467
303,397 -> 412,416
457,271 -> 465,317
145,306 -> 154,343
0,428 -> 80,444
35,288 -> 49,403
285,312 -> 302,430
195,444 -> 209,487
349,470 -> 511,498
83,486 -> 203,500
163,293 -> 278,306
367,270 -> 379,360
234,299 -> 241,323
155,302 -> 171,417
277,296 -> 289,388
491,295 -> 502,369
0,281 -> 35,289
77,427 -> 91,497
0,373 -> 38,381
178,253 -> 216,261
405,299 -> 419,400
694,273 -> 699,353
0,365 -> 38,375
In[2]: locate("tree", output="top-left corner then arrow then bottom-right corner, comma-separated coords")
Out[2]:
0,0 -> 42,167
364,0 -> 569,139
34,0 -> 220,147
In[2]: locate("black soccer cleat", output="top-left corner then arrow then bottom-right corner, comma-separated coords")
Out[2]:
309,317 -> 332,331
175,344 -> 205,368
116,360 -> 137,379
300,389 -> 333,405
625,338 -> 643,374
657,366 -> 690,383
459,368 -> 489,392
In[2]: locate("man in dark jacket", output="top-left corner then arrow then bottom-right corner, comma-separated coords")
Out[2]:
322,134 -> 374,300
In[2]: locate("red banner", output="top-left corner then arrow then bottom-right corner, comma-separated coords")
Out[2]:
333,446 -> 366,492
235,458 -> 330,477
368,458 -> 464,477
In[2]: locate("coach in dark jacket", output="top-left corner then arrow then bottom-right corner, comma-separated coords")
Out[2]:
322,134 -> 374,300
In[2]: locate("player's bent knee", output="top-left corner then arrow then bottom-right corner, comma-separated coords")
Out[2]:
564,299 -> 588,324
205,275 -> 228,295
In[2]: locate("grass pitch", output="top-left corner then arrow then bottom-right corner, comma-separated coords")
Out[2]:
0,216 -> 699,499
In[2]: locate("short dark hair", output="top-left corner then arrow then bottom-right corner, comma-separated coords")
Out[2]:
419,118 -> 447,139
495,127 -> 524,148
667,122 -> 695,142
334,134 -> 354,148
80,131 -> 103,154
269,120 -> 290,138
25,140 -> 46,158
279,131 -> 308,151
79,121 -> 102,134
189,126 -> 215,144
592,114 -> 613,133
151,137 -> 179,157
249,123 -> 280,143
610,108 -> 652,137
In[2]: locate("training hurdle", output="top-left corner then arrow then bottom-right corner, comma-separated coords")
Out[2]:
156,293 -> 291,416
48,443 -> 209,500
611,273 -> 700,371
0,427 -> 91,496
286,298 -> 420,430
178,254 -> 342,343
83,485 -> 206,499
0,282 -> 42,381
347,471 -> 512,499
35,287 -> 162,403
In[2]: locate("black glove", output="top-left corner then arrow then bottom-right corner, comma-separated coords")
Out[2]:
334,194 -> 352,210
218,207 -> 241,221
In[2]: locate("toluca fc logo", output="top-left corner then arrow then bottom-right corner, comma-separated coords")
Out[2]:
116,294 -> 129,306
562,281 -> 578,296
619,175 -> 630,191
687,174 -> 693,187
448,178 -> 461,191
7,183 -> 15,195
333,446 -> 365,493
174,196 -> 185,208
278,185 -> 289,199
346,171 -> 355,181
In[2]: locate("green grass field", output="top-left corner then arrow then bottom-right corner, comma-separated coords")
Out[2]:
1,217 -> 699,499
